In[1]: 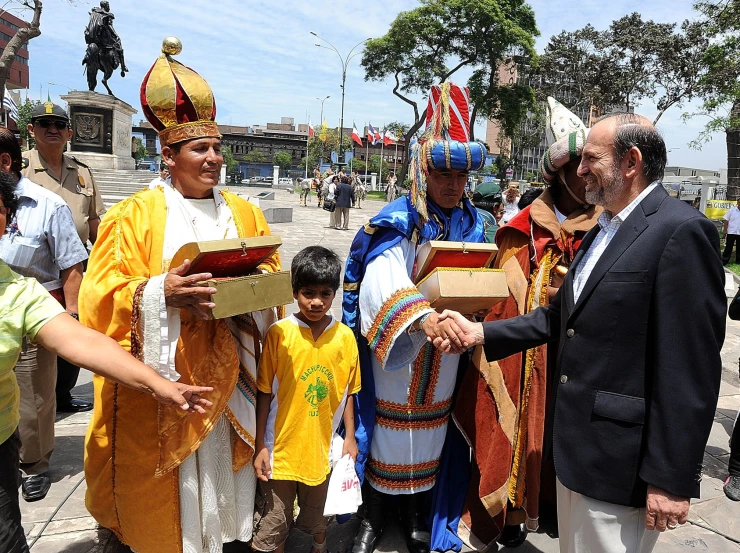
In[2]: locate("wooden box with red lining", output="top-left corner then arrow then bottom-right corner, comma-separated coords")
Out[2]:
414,241 -> 508,313
170,236 -> 293,320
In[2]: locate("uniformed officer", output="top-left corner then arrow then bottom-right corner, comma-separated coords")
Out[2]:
21,102 -> 106,414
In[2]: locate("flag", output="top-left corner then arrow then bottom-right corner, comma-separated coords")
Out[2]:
308,119 -> 315,138
319,120 -> 328,142
367,123 -> 376,144
351,122 -> 363,146
374,126 -> 382,144
383,128 -> 397,146
4,89 -> 18,122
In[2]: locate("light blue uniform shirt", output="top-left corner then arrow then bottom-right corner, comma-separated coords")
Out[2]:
0,176 -> 88,287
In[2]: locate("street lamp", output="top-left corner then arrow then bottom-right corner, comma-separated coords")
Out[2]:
310,31 -> 370,163
48,81 -> 73,92
316,95 -> 330,124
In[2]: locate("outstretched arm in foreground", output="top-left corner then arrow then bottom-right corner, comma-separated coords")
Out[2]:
36,313 -> 213,413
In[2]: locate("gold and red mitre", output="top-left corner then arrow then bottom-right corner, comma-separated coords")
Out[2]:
140,37 -> 221,147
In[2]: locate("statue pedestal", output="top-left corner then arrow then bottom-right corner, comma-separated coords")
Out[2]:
61,91 -> 137,170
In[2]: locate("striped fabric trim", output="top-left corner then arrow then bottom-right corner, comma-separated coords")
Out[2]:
367,288 -> 430,364
367,458 -> 440,491
409,343 -> 441,405
375,397 -> 453,431
236,362 -> 257,407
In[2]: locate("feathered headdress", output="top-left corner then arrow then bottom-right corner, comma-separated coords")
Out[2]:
409,82 -> 487,222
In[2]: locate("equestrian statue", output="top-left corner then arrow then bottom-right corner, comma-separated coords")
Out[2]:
82,1 -> 129,95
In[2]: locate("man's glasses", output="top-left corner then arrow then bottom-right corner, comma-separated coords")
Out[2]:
35,119 -> 68,130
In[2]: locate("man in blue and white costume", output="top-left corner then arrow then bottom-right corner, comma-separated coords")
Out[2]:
343,82 -> 487,553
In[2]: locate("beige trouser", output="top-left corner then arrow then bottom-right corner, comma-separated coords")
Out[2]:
336,207 -> 350,229
556,478 -> 659,553
328,209 -> 338,228
15,342 -> 57,475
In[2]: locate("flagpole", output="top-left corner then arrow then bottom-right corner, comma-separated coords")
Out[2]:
305,115 -> 310,180
379,126 -> 384,188
364,123 -> 369,189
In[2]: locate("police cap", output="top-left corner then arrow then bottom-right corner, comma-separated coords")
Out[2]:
31,102 -> 69,122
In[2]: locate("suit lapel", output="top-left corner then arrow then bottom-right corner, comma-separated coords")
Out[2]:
564,225 -> 600,315
571,205 -> 649,316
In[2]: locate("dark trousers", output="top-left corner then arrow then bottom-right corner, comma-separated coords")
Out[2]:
0,431 -> 29,553
724,234 -> 740,264
729,417 -> 740,477
55,356 -> 80,405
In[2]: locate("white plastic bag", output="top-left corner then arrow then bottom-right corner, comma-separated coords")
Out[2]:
323,454 -> 363,517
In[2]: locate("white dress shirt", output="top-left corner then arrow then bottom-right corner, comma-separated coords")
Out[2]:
724,206 -> 740,235
572,182 -> 660,303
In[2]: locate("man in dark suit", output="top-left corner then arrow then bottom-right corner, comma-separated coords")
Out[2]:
335,175 -> 355,230
435,113 -> 726,552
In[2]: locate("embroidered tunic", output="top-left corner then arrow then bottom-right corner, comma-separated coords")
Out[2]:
359,237 -> 458,495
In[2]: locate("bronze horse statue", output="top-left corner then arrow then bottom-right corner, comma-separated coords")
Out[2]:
82,1 -> 128,95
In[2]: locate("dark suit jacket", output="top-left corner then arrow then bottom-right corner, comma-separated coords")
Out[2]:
335,182 -> 355,208
482,185 -> 726,507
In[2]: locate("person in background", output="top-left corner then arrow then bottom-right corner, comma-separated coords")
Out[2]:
22,102 -> 106,414
385,171 -> 398,202
723,198 -> 740,265
517,187 -> 543,210
159,162 -> 170,181
252,246 -> 360,553
0,169 -> 212,553
335,175 -> 355,230
327,175 -> 339,229
0,127 -> 89,503
500,184 -> 521,225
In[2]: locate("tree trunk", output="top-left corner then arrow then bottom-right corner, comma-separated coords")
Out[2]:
0,1 -> 43,109
727,99 -> 740,200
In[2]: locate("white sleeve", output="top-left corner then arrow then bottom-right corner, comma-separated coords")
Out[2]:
359,239 -> 434,371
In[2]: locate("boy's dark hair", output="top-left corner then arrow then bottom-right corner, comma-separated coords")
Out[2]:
291,246 -> 341,292
0,170 -> 19,220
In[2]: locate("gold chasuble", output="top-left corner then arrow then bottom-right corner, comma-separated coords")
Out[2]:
80,187 -> 279,553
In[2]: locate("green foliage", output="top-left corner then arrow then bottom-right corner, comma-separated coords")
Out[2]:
273,151 -> 293,174
17,99 -> 40,149
133,137 -> 147,162
244,150 -> 266,164
222,144 -> 238,173
307,131 -> 352,165
536,14 -> 710,124
350,158 -> 367,173
361,0 -> 540,180
369,154 -> 390,176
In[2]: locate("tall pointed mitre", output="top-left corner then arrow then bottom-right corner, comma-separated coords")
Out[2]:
140,37 -> 221,147
540,97 -> 588,184
409,82 -> 487,222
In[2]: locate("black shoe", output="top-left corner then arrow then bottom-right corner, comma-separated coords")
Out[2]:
351,519 -> 383,553
725,475 -> 740,501
57,398 -> 93,413
400,495 -> 430,553
497,523 -> 528,548
22,473 -> 51,502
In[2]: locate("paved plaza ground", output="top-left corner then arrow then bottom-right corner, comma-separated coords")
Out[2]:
19,187 -> 740,552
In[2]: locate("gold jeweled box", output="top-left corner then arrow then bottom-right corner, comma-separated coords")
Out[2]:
170,236 -> 293,319
414,241 -> 508,313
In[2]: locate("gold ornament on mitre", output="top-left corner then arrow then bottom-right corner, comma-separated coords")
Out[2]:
140,37 -> 220,147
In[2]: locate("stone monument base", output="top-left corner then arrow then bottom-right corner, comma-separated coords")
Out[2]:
61,91 -> 137,171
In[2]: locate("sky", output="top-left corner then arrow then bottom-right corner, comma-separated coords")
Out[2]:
12,0 -> 729,170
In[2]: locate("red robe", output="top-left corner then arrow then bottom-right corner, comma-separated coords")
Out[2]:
454,190 -> 601,549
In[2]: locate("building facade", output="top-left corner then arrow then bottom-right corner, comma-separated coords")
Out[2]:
0,10 -> 30,90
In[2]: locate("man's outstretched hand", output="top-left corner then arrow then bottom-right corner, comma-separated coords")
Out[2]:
432,310 -> 485,353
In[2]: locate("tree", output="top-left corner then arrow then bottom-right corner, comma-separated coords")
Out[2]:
361,0 -> 539,182
17,99 -> 40,149
132,137 -> 147,162
536,14 -> 710,125
350,158 -> 367,174
244,150 -> 266,164
307,130 -> 352,166
689,0 -> 740,199
368,154 -> 390,176
273,151 -> 292,175
222,144 -> 238,173
0,1 -> 43,109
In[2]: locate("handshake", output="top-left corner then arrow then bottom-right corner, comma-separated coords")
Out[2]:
419,310 -> 486,354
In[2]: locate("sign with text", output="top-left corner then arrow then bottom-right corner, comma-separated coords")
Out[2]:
706,199 -> 733,220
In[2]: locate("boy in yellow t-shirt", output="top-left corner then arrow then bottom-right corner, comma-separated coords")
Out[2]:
253,246 -> 361,553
